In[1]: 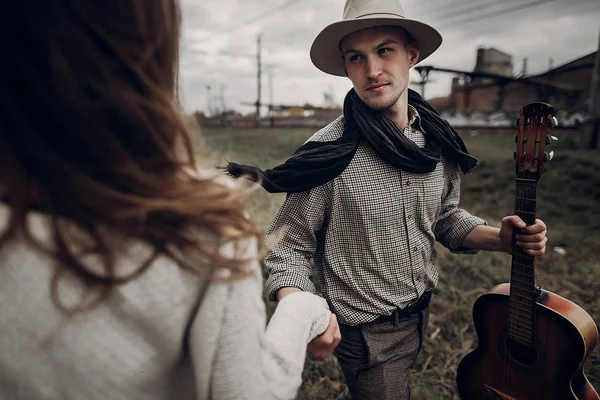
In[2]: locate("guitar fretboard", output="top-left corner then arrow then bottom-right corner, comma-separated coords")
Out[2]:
507,177 -> 537,347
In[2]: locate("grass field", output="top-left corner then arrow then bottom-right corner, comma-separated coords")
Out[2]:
195,125 -> 600,399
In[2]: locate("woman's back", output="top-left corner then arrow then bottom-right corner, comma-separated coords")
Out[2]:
0,202 -> 209,399
0,201 -> 328,400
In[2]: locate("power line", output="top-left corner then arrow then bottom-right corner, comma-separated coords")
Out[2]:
438,0 -> 559,29
441,0 -> 599,30
409,0 -> 597,30
194,0 -> 301,44
427,0 -> 528,22
406,0 -> 469,18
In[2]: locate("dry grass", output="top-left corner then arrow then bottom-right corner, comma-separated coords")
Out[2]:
195,126 -> 600,399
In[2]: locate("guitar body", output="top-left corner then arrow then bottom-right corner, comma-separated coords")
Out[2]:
457,283 -> 599,400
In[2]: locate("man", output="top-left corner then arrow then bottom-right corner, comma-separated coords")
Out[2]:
226,0 -> 548,398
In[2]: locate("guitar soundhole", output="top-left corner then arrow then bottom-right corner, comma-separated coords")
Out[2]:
506,337 -> 537,365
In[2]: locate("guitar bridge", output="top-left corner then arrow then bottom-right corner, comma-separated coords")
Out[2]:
483,384 -> 517,400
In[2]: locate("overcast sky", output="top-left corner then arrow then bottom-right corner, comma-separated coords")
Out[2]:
178,0 -> 600,115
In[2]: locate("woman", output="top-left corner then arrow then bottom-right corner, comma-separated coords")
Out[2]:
0,1 -> 331,399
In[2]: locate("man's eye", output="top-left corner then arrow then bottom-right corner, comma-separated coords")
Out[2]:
348,54 -> 362,62
378,48 -> 391,54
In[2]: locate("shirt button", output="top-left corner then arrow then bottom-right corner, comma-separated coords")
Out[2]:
406,180 -> 411,186
413,246 -> 418,252
407,214 -> 413,220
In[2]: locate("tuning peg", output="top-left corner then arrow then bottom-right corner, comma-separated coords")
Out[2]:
545,135 -> 559,145
544,151 -> 555,162
549,116 -> 559,127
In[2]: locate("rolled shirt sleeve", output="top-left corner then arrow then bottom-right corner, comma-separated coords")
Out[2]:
265,184 -> 329,301
434,161 -> 487,254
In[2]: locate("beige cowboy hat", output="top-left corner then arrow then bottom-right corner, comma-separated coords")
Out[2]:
310,0 -> 443,77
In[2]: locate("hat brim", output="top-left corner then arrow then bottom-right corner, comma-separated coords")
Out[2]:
310,17 -> 442,77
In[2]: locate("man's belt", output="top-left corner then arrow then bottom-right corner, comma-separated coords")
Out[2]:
372,291 -> 432,324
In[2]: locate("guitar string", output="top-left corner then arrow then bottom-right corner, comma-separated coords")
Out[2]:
513,184 -> 535,343
504,166 -> 521,391
504,182 -> 520,392
506,168 -> 539,392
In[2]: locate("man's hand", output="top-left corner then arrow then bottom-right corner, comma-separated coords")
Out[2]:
500,216 -> 547,256
276,287 -> 342,358
307,313 -> 342,358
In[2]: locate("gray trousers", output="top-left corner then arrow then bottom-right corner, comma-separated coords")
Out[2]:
334,308 -> 430,400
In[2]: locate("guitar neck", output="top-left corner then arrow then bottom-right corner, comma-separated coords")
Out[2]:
507,178 -> 538,347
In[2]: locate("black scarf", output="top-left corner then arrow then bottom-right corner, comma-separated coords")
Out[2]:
225,88 -> 477,193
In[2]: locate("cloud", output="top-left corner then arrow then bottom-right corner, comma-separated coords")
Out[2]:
179,0 -> 600,114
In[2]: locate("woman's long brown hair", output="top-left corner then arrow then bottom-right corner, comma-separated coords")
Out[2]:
0,0 -> 260,311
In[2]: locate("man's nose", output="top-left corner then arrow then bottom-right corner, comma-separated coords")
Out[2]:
365,56 -> 382,79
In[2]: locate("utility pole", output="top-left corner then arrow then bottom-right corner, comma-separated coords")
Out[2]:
256,34 -> 262,127
586,27 -> 600,149
206,85 -> 212,117
220,84 -> 226,127
268,70 -> 274,127
269,71 -> 273,113
220,84 -> 226,113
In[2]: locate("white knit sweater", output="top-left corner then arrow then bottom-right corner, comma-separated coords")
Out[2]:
0,203 -> 331,400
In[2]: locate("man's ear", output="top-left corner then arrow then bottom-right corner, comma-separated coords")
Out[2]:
408,45 -> 420,68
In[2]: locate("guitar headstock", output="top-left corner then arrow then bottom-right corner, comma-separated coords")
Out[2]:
515,102 -> 558,181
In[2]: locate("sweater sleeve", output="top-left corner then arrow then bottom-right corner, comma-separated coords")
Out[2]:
189,245 -> 330,400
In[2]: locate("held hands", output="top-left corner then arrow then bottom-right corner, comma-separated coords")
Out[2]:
277,287 -> 342,359
307,313 -> 342,359
499,216 -> 548,256
275,291 -> 332,342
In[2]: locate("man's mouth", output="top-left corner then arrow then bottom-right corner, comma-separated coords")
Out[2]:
366,83 -> 388,91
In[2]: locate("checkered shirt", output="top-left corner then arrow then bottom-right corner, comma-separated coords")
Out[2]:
265,106 -> 487,326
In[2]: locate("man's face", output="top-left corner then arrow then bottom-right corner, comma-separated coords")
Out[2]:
341,26 -> 419,111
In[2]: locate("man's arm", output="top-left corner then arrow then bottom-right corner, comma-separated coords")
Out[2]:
461,216 -> 547,256
265,184 -> 328,301
433,163 -> 547,256
434,163 -> 488,253
265,184 -> 341,358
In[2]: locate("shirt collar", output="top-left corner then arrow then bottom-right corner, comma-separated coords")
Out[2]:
407,104 -> 421,127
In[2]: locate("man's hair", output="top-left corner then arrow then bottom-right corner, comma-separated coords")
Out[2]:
0,0 -> 260,312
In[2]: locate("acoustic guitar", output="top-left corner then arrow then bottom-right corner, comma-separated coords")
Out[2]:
456,102 -> 599,400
